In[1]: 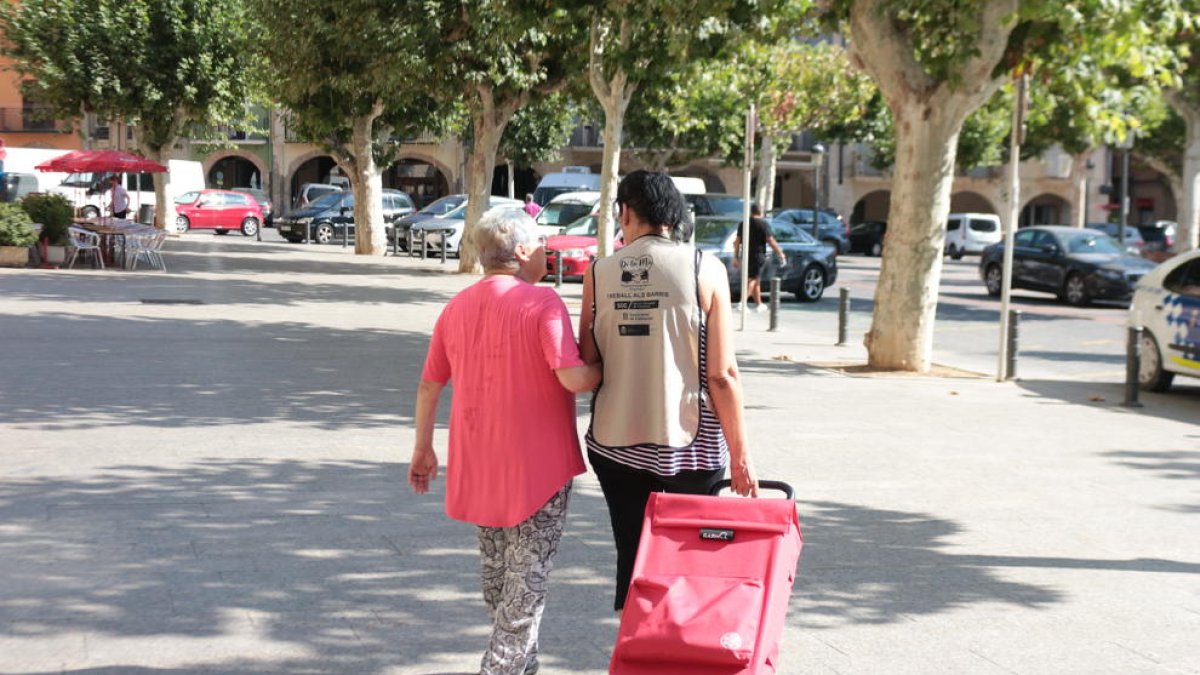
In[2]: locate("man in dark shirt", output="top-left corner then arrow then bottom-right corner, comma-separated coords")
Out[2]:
733,203 -> 785,311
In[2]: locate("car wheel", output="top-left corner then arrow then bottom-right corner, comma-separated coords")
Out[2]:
984,264 -> 1003,297
240,217 -> 260,237
796,265 -> 826,302
871,241 -> 883,257
1139,332 -> 1175,392
1062,273 -> 1090,306
949,244 -> 963,260
81,206 -> 100,220
314,223 -> 334,245
175,215 -> 191,233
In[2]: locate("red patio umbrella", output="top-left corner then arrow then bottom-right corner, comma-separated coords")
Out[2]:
34,149 -> 167,174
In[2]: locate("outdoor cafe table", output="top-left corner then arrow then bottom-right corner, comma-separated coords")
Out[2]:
73,218 -> 158,269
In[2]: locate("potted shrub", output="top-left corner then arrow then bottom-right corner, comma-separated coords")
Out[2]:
21,192 -> 74,265
0,202 -> 37,267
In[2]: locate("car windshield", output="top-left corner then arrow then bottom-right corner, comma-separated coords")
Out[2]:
1063,231 -> 1123,255
562,216 -> 599,236
174,191 -> 199,204
235,189 -> 266,203
419,195 -> 465,215
308,192 -> 346,210
538,201 -> 594,227
770,221 -> 816,243
694,219 -> 736,246
707,197 -> 745,215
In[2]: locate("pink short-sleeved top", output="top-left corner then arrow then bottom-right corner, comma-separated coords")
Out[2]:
422,274 -> 586,527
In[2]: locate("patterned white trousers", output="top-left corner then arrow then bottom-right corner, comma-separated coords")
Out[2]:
477,482 -> 571,675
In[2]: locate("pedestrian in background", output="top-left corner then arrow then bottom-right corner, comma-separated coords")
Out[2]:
579,170 -> 759,614
522,193 -> 541,218
107,175 -> 129,219
409,209 -> 601,675
733,203 -> 786,312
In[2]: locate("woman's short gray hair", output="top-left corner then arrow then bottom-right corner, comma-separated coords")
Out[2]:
472,208 -> 537,271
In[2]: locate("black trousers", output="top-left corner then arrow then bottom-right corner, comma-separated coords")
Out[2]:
589,450 -> 724,610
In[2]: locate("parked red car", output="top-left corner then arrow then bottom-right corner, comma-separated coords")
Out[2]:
545,215 -> 624,279
174,189 -> 264,236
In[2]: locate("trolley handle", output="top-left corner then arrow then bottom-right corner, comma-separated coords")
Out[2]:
711,479 -> 794,500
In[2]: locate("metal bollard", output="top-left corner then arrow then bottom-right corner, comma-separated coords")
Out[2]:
555,252 -> 563,287
440,232 -> 448,263
837,287 -> 850,345
768,277 -> 781,331
390,226 -> 397,256
1005,309 -> 1021,381
305,221 -> 312,245
1123,326 -> 1144,408
419,230 -> 427,260
342,223 -> 348,248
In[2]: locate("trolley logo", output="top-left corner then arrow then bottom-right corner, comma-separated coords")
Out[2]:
720,632 -> 743,651
619,256 -> 653,285
700,528 -> 735,541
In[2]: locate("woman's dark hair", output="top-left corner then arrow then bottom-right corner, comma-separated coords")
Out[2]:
616,170 -> 688,229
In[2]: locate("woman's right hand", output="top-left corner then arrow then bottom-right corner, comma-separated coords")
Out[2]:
729,453 -> 759,497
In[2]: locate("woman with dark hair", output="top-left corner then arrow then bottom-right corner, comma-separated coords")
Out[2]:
579,170 -> 759,613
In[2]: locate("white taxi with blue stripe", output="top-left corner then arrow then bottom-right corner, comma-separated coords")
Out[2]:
1129,249 -> 1200,391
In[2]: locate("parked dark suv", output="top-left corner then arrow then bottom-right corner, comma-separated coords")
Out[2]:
768,208 -> 850,254
276,189 -> 416,244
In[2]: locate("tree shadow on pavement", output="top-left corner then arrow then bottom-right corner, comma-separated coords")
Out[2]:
1,459 -> 1101,674
1101,449 -> 1200,514
0,459 -> 619,675
0,313 -> 432,432
793,500 -> 1062,628
1014,378 -> 1200,426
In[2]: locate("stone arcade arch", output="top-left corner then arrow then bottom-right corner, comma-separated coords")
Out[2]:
850,190 -> 891,224
949,191 -> 997,215
1020,193 -> 1072,227
205,151 -> 267,190
388,156 -> 453,208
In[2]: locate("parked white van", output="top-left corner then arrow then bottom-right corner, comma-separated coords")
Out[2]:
49,159 -> 205,218
535,191 -> 604,238
533,167 -> 601,206
0,148 -> 71,202
670,176 -> 707,195
945,212 -> 1002,259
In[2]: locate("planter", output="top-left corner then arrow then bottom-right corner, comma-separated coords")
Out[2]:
0,245 -> 30,267
44,245 -> 67,265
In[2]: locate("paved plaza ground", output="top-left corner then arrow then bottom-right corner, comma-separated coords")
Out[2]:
0,237 -> 1197,674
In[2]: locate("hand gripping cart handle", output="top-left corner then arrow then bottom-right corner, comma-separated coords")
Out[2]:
611,479 -> 803,674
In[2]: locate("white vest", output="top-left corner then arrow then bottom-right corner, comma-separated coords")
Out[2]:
591,236 -> 702,448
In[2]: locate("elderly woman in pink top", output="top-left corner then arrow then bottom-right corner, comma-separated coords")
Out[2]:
410,208 -> 600,675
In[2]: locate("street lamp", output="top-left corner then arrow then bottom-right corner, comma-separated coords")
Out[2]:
1116,130 -> 1134,245
811,142 -> 825,238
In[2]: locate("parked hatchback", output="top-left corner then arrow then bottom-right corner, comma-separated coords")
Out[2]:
1129,249 -> 1200,391
232,187 -> 273,228
695,216 -> 838,302
276,189 -> 415,244
979,226 -> 1155,306
174,189 -> 264,236
769,208 -> 850,254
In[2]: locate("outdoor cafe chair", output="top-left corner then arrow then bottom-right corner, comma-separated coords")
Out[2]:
65,225 -> 105,270
127,229 -> 167,271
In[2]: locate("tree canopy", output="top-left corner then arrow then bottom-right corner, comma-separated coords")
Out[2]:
1,0 -> 258,229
